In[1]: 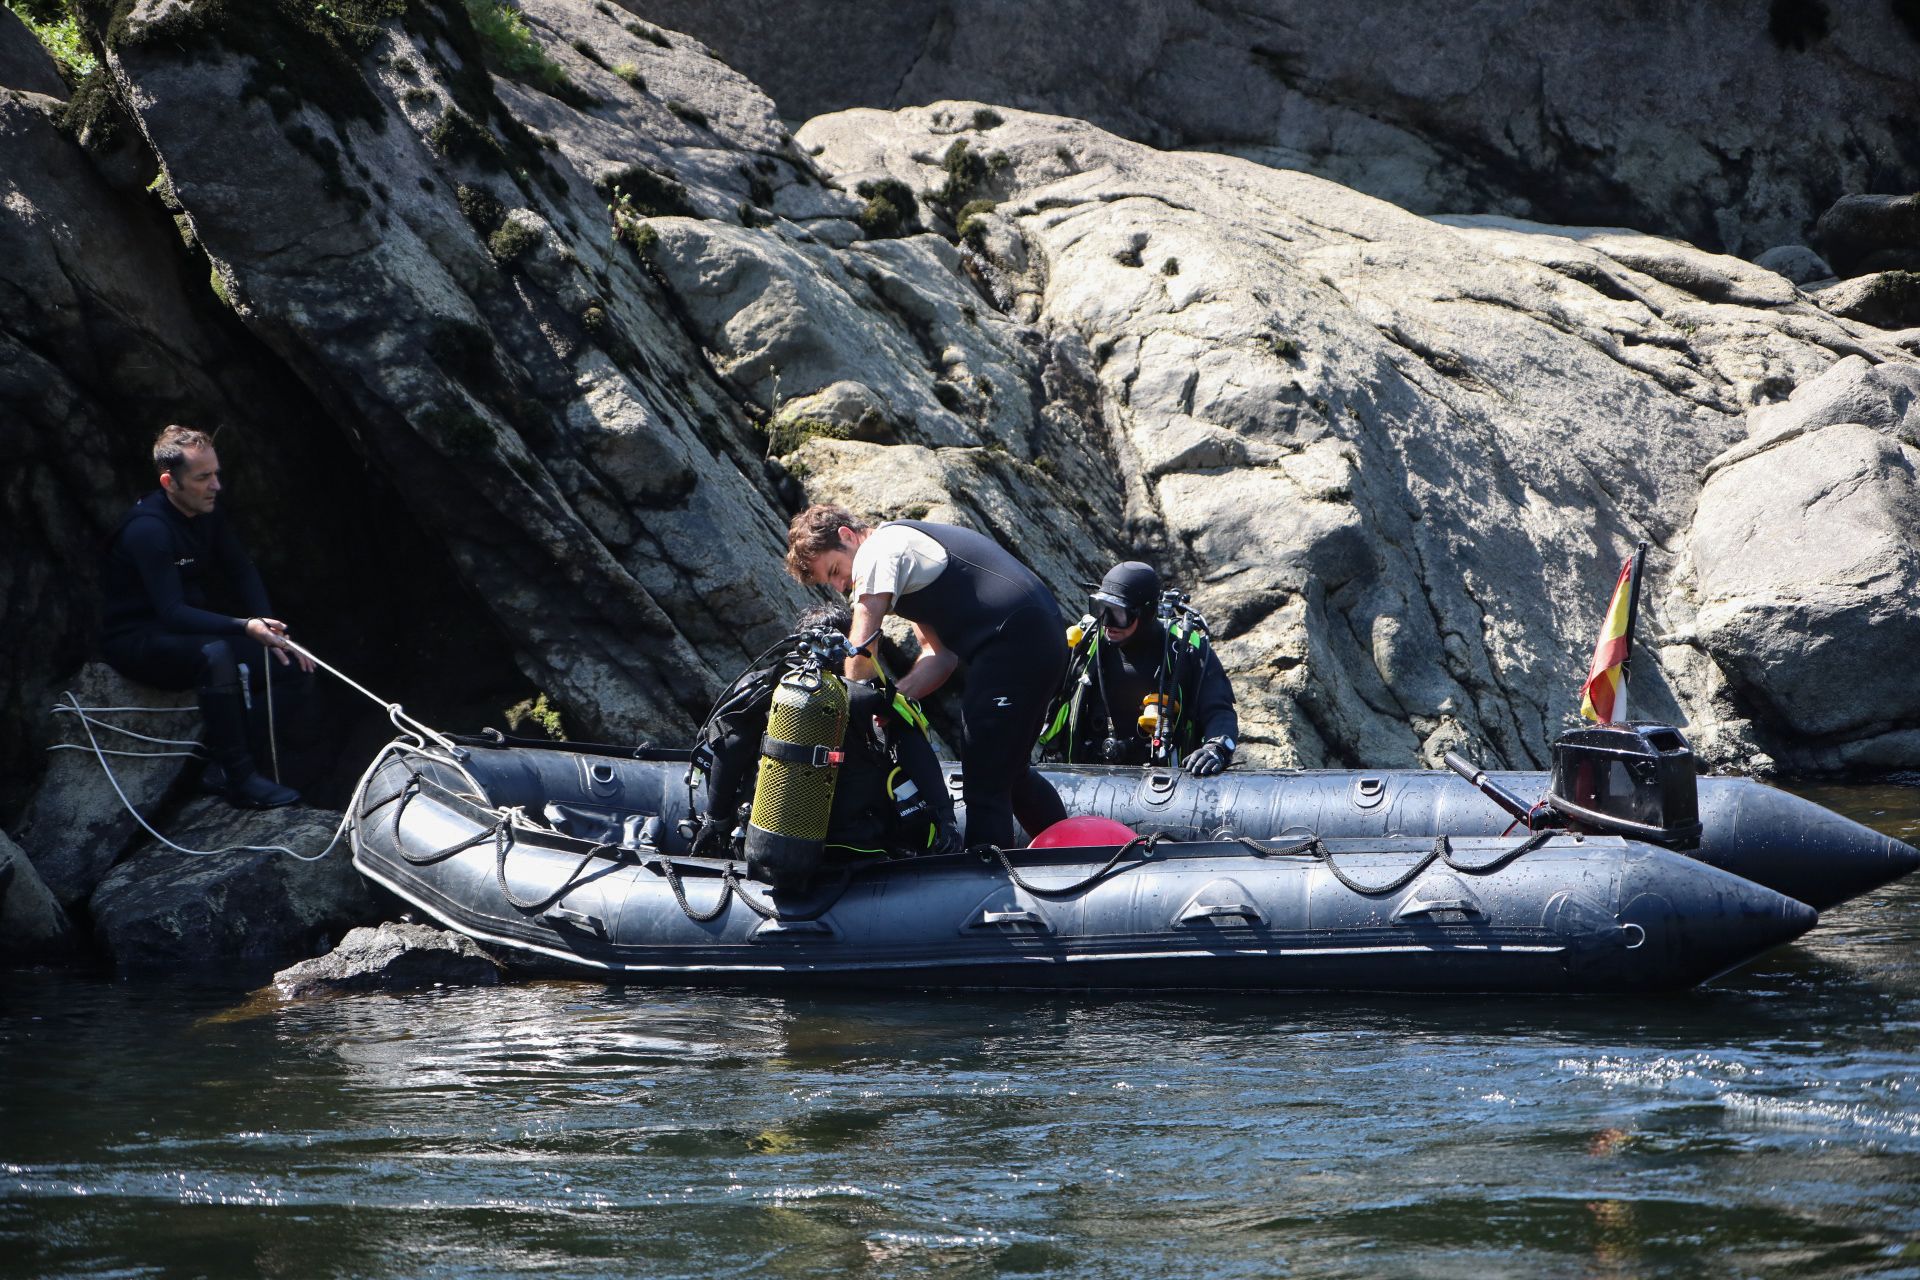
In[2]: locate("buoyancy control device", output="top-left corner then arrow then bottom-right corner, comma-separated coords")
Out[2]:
1547,722 -> 1702,848
745,657 -> 851,888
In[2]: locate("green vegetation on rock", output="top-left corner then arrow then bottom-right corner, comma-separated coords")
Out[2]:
623,19 -> 670,47
487,217 -> 540,264
956,198 -> 997,249
505,693 -> 567,740
595,164 -> 694,216
462,0 -> 579,102
7,0 -> 97,78
854,177 -> 919,239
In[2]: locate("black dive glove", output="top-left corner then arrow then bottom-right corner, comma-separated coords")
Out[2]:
1184,737 -> 1233,777
927,814 -> 963,857
688,816 -> 729,857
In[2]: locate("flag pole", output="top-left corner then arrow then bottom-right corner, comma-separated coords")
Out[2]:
1619,540 -> 1649,712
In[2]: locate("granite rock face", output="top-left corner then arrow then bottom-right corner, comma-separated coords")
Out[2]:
273,921 -> 502,995
628,0 -> 1920,257
792,103 -> 1917,768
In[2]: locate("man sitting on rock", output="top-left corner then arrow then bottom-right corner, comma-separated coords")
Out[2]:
100,425 -> 312,809
1037,561 -> 1239,775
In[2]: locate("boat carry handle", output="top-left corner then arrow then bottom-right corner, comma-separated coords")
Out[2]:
750,917 -> 837,942
1177,901 -> 1264,927
544,906 -> 606,936
1392,897 -> 1484,922
971,907 -> 1052,933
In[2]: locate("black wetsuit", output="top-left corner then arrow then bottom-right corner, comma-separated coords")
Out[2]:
100,490 -> 273,690
888,520 -> 1068,848
1043,616 -> 1238,765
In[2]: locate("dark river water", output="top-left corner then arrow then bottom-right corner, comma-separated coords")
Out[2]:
5,781 -> 1918,1279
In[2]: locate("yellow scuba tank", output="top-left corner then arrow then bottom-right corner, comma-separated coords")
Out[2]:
744,662 -> 850,889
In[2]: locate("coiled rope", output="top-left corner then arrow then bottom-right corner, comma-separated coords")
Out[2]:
51,637 -> 460,862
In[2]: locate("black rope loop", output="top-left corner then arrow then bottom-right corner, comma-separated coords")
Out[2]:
495,821 -> 614,914
989,830 -> 1172,900
658,855 -> 735,923
1232,828 -> 1560,897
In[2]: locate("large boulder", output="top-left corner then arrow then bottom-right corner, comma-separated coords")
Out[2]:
1809,271 -> 1920,331
1809,194 -> 1920,277
10,663 -> 201,912
273,921 -> 502,996
631,0 -> 1920,257
90,800 -> 381,969
1684,357 -> 1920,770
0,827 -> 76,962
90,0 -> 833,744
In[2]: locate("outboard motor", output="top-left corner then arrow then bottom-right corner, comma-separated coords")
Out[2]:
744,661 -> 850,889
1548,722 -> 1702,849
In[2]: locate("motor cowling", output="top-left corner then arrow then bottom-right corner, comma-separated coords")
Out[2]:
1548,722 -> 1702,848
745,664 -> 850,888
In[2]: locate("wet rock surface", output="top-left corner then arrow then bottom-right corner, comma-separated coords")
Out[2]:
273,921 -> 502,996
90,800 -> 379,970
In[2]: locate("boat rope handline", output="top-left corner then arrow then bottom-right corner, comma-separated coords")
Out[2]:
986,830 -> 1175,899
1226,829 -> 1556,896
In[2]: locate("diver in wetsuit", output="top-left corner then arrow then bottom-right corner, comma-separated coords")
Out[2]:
785,504 -> 1069,849
1038,561 -> 1238,775
100,426 -> 311,809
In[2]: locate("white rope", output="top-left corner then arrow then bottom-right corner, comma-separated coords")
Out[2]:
265,651 -> 280,784
283,638 -> 461,754
48,745 -> 201,759
49,706 -> 201,749
50,704 -> 197,714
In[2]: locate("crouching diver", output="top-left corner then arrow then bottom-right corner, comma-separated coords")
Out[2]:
100,426 -> 314,809
1037,561 -> 1238,775
785,505 -> 1068,849
688,604 -> 962,879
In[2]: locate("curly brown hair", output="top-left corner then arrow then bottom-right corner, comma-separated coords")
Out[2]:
784,504 -> 867,580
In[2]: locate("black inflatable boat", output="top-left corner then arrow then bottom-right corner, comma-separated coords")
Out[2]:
344,723 -> 1912,993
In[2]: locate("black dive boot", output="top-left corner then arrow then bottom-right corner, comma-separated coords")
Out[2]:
200,685 -> 300,809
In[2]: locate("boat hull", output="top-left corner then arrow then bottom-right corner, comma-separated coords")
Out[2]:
351,743 -> 1818,993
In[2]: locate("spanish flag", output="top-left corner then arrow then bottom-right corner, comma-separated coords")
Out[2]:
1580,546 -> 1645,724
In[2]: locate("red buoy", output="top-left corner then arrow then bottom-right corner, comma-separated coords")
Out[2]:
1028,815 -> 1139,848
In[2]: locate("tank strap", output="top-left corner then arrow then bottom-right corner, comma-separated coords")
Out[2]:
760,735 -> 846,767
